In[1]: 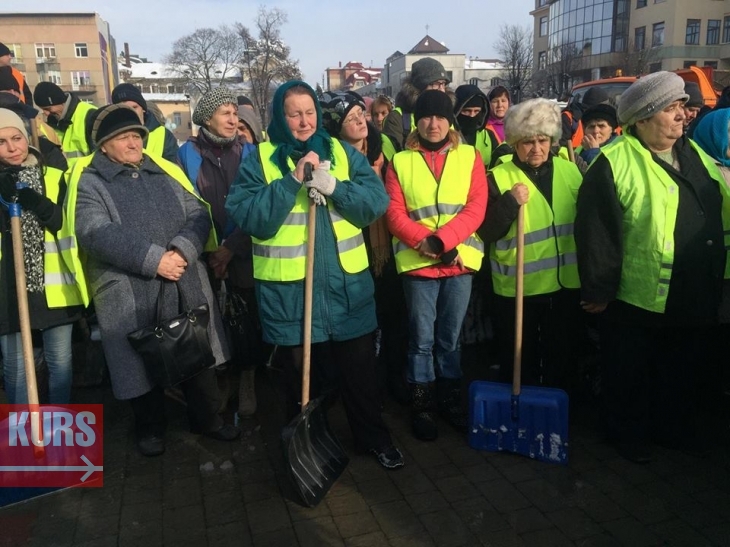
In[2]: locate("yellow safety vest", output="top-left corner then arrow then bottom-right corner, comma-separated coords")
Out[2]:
253,139 -> 369,281
0,167 -> 83,308
145,126 -> 166,158
382,133 -> 397,162
603,134 -> 730,313
390,144 -> 484,274
61,153 -> 218,306
58,102 -> 96,169
490,157 -> 582,297
474,129 -> 493,167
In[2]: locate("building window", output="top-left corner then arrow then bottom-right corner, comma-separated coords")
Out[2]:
649,62 -> 662,73
538,51 -> 547,70
539,0 -> 548,6
652,22 -> 665,47
74,43 -> 88,58
637,0 -> 647,7
45,71 -> 62,85
635,26 -> 646,50
704,60 -> 719,69
708,20 -> 721,45
7,44 -> 22,60
70,71 -> 91,90
683,60 -> 697,68
35,43 -> 56,59
685,19 -> 700,45
167,84 -> 175,93
540,16 -> 548,37
173,112 -> 182,126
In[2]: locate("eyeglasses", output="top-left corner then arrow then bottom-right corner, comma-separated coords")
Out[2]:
342,110 -> 366,125
426,80 -> 448,90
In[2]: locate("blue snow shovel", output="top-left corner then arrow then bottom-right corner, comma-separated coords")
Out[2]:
468,205 -> 569,464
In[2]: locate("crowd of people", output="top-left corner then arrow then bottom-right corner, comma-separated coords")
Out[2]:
1,41 -> 728,466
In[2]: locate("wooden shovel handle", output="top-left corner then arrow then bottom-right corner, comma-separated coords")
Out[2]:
301,164 -> 315,408
512,206 -> 524,397
567,141 -> 576,163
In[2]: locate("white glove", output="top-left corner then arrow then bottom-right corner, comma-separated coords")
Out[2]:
304,166 -> 336,196
308,187 -> 328,206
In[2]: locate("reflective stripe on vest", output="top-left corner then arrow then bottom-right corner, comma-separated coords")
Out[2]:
603,134 -> 730,313
253,140 -> 369,281
145,126 -> 166,157
61,153 -> 218,306
61,102 -> 96,169
391,144 -> 484,274
489,157 -> 582,297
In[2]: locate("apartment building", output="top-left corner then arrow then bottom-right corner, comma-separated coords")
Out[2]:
532,0 -> 730,94
325,61 -> 382,92
0,12 -> 118,105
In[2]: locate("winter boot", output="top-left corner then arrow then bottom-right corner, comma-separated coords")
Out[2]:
411,382 -> 438,441
437,378 -> 467,433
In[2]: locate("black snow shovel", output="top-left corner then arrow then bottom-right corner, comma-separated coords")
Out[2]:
468,205 -> 569,464
281,163 -> 349,507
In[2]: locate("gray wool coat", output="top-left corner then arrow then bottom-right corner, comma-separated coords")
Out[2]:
75,153 -> 229,400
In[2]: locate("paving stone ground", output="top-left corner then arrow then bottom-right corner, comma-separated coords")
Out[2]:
1,343 -> 729,547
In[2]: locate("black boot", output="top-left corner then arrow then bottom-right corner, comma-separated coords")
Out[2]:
437,378 -> 467,433
411,383 -> 438,441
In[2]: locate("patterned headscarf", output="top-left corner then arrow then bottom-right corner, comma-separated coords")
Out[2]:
266,80 -> 333,175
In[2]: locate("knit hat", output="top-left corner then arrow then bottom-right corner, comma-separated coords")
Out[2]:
414,89 -> 455,125
33,81 -> 67,107
112,83 -> 147,112
411,58 -> 450,91
319,91 -> 366,136
504,98 -> 562,146
0,108 -> 28,141
237,95 -> 253,107
618,71 -> 689,127
684,81 -> 704,108
0,43 -> 10,57
89,104 -> 148,149
582,87 -> 609,108
0,66 -> 20,93
192,88 -> 239,126
581,103 -> 618,130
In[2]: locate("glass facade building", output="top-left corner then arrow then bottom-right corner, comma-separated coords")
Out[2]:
548,0 -> 630,59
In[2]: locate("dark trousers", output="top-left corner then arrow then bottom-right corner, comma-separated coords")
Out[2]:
494,289 -> 587,391
374,268 -> 409,397
599,318 -> 712,445
129,368 -> 223,437
279,333 -> 392,451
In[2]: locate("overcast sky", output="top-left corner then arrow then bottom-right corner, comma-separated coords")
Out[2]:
19,0 -> 536,86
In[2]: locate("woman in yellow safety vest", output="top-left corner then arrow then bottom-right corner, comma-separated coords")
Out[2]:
225,80 -> 404,470
0,109 -> 83,404
480,98 -> 585,393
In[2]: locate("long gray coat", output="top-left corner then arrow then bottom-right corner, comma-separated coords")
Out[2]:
75,153 -> 229,400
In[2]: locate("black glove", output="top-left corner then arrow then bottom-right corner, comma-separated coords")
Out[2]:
17,188 -> 55,220
441,248 -> 458,265
0,168 -> 20,201
426,235 -> 445,255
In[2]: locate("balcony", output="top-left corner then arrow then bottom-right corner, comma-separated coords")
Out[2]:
36,58 -> 60,71
59,84 -> 96,95
10,58 -> 26,72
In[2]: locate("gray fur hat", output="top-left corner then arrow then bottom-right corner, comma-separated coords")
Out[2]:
192,87 -> 239,126
504,98 -> 562,146
411,58 -> 450,91
618,71 -> 689,127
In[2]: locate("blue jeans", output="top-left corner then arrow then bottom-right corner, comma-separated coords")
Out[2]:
1,323 -> 74,404
402,274 -> 472,384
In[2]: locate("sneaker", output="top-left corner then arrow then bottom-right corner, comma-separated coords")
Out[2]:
370,445 -> 405,469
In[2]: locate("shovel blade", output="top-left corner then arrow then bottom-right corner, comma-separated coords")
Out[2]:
468,381 -> 569,465
281,396 -> 349,507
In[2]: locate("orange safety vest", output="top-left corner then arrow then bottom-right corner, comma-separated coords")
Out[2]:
11,67 -> 27,103
562,111 -> 583,149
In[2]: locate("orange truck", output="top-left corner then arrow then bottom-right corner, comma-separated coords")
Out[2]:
568,66 -> 721,109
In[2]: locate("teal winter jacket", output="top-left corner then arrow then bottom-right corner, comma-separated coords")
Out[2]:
225,139 -> 389,346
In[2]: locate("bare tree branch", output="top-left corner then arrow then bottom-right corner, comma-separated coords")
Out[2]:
612,38 -> 660,77
494,24 -> 533,102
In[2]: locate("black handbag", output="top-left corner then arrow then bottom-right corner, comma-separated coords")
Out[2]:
128,281 -> 215,387
217,282 -> 261,368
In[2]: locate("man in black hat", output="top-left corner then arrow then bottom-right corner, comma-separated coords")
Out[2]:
32,81 -> 96,169
682,81 -> 704,130
0,42 -> 32,105
111,83 -> 178,162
